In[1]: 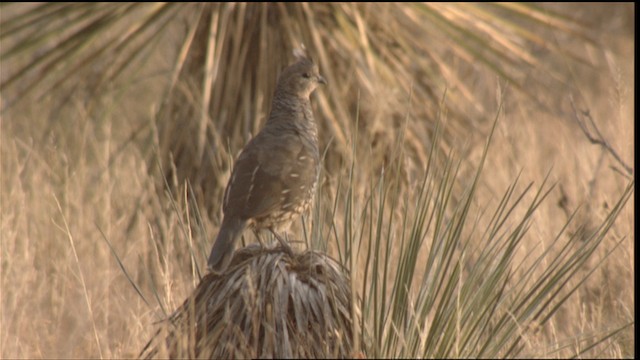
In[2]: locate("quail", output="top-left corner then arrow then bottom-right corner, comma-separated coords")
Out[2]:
207,56 -> 326,272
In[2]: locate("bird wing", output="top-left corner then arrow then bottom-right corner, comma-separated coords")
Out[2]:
222,132 -> 317,220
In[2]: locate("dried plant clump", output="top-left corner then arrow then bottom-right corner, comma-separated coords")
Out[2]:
141,244 -> 357,358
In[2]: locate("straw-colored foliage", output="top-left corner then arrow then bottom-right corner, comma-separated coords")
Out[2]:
0,3 -> 634,359
140,245 -> 355,358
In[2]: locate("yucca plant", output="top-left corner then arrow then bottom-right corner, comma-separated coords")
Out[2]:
0,3 -> 606,214
140,246 -> 355,358
134,104 -> 632,358
317,107 -> 633,358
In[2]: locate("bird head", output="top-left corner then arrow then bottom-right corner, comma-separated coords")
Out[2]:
276,57 -> 326,98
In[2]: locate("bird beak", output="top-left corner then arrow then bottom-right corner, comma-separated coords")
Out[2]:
317,75 -> 327,85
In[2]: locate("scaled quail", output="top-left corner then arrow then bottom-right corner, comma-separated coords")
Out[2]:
207,56 -> 326,272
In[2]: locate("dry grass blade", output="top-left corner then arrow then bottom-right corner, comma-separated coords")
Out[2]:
52,195 -> 104,358
140,245 -> 357,358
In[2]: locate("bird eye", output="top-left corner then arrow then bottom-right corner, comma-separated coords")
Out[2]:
302,72 -> 311,78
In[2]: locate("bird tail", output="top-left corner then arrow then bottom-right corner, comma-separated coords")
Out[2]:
207,217 -> 247,271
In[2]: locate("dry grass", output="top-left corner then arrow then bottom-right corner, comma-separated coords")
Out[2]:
0,3 -> 634,358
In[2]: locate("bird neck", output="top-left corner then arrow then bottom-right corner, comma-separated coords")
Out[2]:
267,91 -> 317,135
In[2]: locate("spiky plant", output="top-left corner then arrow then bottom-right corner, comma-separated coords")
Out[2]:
316,112 -> 634,358
0,3 -> 605,213
134,106 -> 632,358
140,245 -> 356,358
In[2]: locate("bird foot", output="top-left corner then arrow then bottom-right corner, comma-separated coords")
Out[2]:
269,230 -> 295,257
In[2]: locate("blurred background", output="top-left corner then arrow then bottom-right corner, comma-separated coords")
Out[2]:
0,3 -> 634,358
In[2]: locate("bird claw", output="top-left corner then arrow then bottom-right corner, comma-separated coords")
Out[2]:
270,230 -> 295,257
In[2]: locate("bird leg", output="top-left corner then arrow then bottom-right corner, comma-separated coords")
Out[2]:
269,228 -> 294,256
253,229 -> 266,248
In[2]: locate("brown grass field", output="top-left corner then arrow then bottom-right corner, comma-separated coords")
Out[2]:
0,3 -> 634,358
